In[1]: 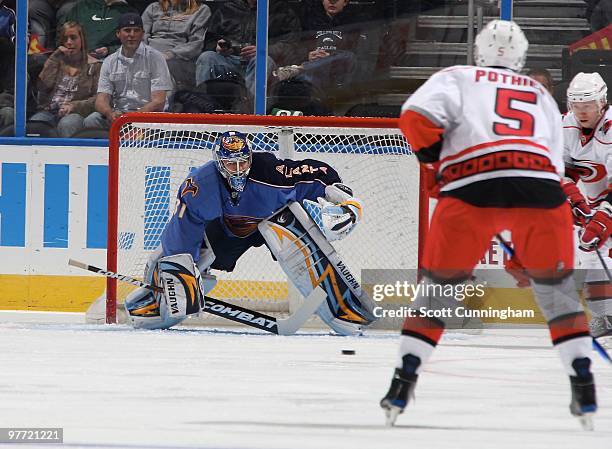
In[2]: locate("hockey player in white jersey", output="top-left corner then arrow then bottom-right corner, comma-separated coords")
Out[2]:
561,72 -> 612,339
380,20 -> 597,429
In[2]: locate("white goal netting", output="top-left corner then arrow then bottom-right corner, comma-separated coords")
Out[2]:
108,115 -> 423,328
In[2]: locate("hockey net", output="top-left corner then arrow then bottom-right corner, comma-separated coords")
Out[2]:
106,113 -> 427,329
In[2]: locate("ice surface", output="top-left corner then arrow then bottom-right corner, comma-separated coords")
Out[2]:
0,317 -> 610,449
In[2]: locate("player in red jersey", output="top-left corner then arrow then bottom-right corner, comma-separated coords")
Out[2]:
380,20 -> 596,430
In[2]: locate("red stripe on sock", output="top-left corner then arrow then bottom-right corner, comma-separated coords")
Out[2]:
402,315 -> 445,344
585,282 -> 612,300
549,313 -> 589,342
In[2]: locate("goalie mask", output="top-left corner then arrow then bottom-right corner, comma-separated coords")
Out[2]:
474,19 -> 528,72
214,131 -> 253,193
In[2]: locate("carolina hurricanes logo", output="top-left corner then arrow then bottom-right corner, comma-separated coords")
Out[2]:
180,178 -> 198,198
571,159 -> 606,183
601,120 -> 612,135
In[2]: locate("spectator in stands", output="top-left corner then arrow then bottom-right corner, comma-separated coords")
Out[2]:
587,0 -> 612,32
0,0 -> 14,42
29,0 -> 76,49
62,0 -> 137,60
527,68 -> 554,95
84,13 -> 173,130
130,0 -> 151,15
273,0 -> 365,89
194,0 -> 301,94
0,94 -> 12,130
28,21 -> 101,137
142,0 -> 211,90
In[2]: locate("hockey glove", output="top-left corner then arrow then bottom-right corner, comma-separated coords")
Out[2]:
579,202 -> 612,252
318,197 -> 362,241
562,180 -> 592,227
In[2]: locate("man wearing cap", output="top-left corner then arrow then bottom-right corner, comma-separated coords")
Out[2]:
84,12 -> 173,129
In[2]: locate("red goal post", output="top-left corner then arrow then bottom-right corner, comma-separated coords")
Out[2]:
106,113 -> 430,325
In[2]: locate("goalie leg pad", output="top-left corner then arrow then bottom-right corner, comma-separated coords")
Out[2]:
125,287 -> 168,330
158,253 -> 205,322
125,287 -> 194,331
259,202 -> 377,336
315,302 -> 364,336
126,253 -> 205,329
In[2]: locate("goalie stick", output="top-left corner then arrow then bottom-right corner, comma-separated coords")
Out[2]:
68,259 -> 325,335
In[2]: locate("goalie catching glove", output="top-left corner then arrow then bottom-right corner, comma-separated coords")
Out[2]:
561,179 -> 592,226
318,183 -> 363,241
579,202 -> 612,252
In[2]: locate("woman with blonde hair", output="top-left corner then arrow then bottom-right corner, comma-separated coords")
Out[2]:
29,21 -> 101,137
142,0 -> 211,89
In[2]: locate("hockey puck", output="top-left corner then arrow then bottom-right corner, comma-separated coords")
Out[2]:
341,349 -> 356,355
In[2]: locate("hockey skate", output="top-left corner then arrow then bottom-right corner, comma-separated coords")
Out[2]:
380,354 -> 420,426
569,358 -> 597,431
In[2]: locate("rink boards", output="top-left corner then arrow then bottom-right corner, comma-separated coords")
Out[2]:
0,145 -> 546,325
0,145 -> 108,311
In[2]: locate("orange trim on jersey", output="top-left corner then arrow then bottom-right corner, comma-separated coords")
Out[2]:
441,139 -> 550,166
585,282 -> 612,300
402,315 -> 444,344
549,313 -> 589,343
398,109 -> 444,153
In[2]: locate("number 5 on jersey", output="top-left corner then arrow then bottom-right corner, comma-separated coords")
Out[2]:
494,88 -> 537,137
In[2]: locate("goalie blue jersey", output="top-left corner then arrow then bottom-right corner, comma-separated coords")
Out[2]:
161,151 -> 342,261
